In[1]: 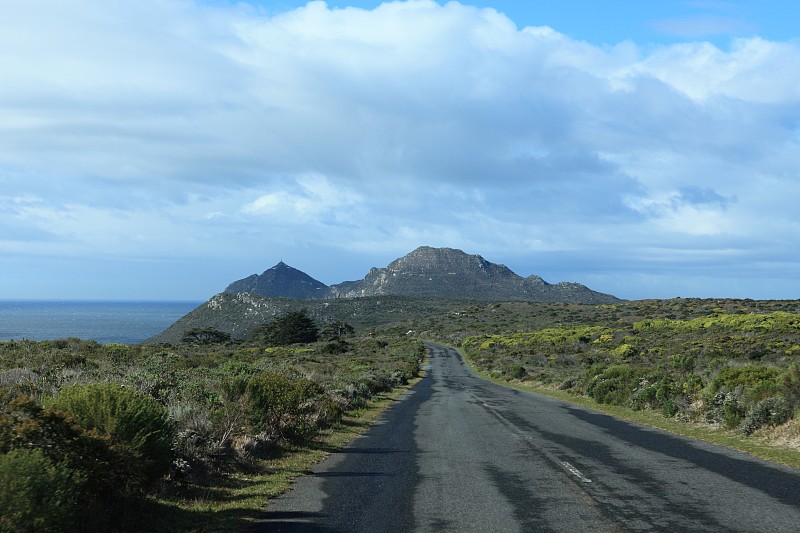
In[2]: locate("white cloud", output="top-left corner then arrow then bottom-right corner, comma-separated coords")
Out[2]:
636,38 -> 800,102
241,174 -> 363,220
1,0 -> 799,299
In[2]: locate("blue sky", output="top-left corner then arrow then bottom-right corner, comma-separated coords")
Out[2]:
244,0 -> 798,46
1,0 -> 799,300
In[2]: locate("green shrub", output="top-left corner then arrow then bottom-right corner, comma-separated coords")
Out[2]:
0,396 -> 114,481
558,376 -> 578,390
780,364 -> 800,404
708,366 -> 780,397
0,448 -> 83,533
587,365 -> 640,406
48,382 -> 174,490
321,339 -> 351,354
506,364 -> 527,380
662,399 -> 679,417
741,396 -> 793,436
245,371 -> 339,443
628,373 -> 677,412
337,380 -> 372,409
357,372 -> 394,395
705,392 -> 744,429
669,354 -> 696,373
723,401 -> 743,429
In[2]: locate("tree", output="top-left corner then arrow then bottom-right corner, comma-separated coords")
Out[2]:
181,327 -> 232,345
251,309 -> 319,346
320,320 -> 355,340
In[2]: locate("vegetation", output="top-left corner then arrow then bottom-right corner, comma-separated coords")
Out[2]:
249,309 -> 320,346
245,371 -> 339,443
47,382 -> 174,491
0,448 -> 83,533
453,301 -> 800,441
0,308 -> 425,531
181,327 -> 231,345
6,296 -> 800,529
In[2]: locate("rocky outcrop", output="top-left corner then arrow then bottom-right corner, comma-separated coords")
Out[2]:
328,246 -> 620,304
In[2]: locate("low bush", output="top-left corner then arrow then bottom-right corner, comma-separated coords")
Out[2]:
662,399 -> 679,417
708,366 -> 781,398
505,364 -> 527,380
0,448 -> 84,533
780,364 -> 800,404
245,371 -> 341,444
48,382 -> 174,491
704,392 -> 744,429
723,402 -> 743,429
321,339 -> 351,354
586,365 -> 641,406
0,395 -> 114,481
741,396 -> 793,436
558,376 -> 578,390
628,375 -> 674,411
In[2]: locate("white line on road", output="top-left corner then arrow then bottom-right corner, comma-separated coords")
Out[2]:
561,461 -> 592,483
468,384 -> 595,487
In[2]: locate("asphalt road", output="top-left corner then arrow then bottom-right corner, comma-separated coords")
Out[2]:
256,342 -> 800,532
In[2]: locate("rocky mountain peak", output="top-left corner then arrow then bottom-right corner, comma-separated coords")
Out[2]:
223,247 -> 620,304
329,246 -> 619,303
387,246 -> 512,276
224,261 -> 329,299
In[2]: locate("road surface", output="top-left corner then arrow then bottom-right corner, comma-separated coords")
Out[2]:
256,341 -> 800,532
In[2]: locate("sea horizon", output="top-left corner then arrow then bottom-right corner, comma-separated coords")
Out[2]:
0,297 -> 204,303
0,300 -> 203,345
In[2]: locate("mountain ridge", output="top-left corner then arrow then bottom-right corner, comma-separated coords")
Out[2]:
224,246 -> 620,304
147,247 -> 620,344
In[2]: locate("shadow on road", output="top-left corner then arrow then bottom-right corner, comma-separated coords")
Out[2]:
564,406 -> 800,507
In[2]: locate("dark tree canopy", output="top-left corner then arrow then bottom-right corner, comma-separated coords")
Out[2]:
181,327 -> 232,345
320,320 -> 355,340
251,309 -> 319,346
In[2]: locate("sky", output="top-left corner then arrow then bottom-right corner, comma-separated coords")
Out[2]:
1,0 -> 799,301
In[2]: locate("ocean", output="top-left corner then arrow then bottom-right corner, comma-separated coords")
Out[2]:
0,300 -> 202,345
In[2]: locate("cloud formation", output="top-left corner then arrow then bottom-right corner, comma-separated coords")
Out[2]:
1,0 -> 799,299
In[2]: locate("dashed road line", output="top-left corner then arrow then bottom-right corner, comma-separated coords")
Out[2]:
561,461 -> 592,483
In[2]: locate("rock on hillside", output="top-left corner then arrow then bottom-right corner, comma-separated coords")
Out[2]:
329,246 -> 620,304
224,261 -> 329,299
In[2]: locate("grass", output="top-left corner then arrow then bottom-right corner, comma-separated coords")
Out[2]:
453,344 -> 800,470
150,374 -> 423,532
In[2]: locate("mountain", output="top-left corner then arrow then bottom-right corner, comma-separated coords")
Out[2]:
329,246 -> 620,304
223,247 -> 619,304
224,261 -> 329,299
146,247 -> 621,343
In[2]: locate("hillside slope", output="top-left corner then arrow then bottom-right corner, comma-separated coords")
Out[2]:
144,293 -> 460,344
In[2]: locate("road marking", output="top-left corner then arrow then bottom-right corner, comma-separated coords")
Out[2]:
449,345 -> 597,491
561,461 -> 592,483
